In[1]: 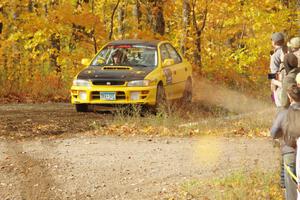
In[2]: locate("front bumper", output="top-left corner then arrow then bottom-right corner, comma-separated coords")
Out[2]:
71,85 -> 157,105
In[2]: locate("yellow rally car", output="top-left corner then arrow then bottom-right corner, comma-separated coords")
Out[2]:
71,40 -> 192,112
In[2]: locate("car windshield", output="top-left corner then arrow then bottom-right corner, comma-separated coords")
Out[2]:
91,44 -> 158,68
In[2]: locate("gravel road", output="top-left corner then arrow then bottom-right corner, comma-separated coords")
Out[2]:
0,103 -> 280,200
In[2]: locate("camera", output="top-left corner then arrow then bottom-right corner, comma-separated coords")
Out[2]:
268,73 -> 277,80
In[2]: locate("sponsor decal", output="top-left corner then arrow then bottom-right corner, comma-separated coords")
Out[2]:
163,68 -> 172,85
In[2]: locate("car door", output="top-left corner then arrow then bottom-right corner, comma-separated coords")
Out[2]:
165,43 -> 186,99
159,44 -> 177,100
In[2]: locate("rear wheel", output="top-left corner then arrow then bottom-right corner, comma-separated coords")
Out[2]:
75,104 -> 89,112
181,78 -> 192,104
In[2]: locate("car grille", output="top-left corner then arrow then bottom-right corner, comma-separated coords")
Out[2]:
91,91 -> 126,100
102,66 -> 131,70
92,80 -> 125,86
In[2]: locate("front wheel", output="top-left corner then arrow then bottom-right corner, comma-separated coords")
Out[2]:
156,84 -> 166,106
75,104 -> 89,112
148,84 -> 167,114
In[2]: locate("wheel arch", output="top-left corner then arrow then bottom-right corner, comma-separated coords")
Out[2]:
157,80 -> 164,87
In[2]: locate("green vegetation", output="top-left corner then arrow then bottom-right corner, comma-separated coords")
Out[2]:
173,170 -> 283,199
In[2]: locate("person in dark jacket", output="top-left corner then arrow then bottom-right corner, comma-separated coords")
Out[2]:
271,84 -> 300,200
281,53 -> 300,108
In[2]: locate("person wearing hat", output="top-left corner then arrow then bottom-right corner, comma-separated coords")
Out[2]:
270,32 -> 286,73
270,32 -> 287,107
288,37 -> 300,68
281,53 -> 300,108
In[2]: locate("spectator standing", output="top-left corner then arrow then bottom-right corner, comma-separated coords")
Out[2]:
270,32 -> 287,107
282,85 -> 300,200
271,84 -> 300,200
270,32 -> 286,73
281,53 -> 300,108
288,37 -> 300,68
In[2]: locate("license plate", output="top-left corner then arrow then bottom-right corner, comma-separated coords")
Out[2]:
100,92 -> 116,101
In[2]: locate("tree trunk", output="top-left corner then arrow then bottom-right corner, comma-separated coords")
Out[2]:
118,4 -> 125,39
146,5 -> 152,26
28,0 -> 34,12
133,0 -> 142,32
152,3 -> 165,36
181,0 -> 191,55
91,0 -> 95,13
90,0 -> 97,53
191,0 -> 208,68
0,5 -> 3,34
102,0 -> 108,31
109,0 -> 120,40
50,33 -> 61,73
92,33 -> 97,54
44,3 -> 48,16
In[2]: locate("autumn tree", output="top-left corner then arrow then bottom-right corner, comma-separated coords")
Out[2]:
0,0 -> 299,101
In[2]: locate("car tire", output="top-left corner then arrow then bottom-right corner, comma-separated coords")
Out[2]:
155,83 -> 167,111
181,78 -> 192,104
75,104 -> 89,112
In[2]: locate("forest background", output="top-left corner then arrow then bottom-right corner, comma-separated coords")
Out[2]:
0,0 -> 299,102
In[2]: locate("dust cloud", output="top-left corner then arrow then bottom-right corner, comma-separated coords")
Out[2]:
179,78 -> 275,128
191,79 -> 274,166
193,79 -> 273,114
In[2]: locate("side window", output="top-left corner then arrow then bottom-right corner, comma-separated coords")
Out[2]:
92,47 -> 109,65
165,44 -> 182,64
160,44 -> 170,63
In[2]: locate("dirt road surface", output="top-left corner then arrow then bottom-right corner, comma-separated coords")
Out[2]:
0,104 -> 280,200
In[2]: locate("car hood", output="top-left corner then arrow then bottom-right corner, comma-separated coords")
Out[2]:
76,66 -> 153,81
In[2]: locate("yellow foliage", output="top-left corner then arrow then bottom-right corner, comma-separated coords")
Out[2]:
0,0 -> 299,101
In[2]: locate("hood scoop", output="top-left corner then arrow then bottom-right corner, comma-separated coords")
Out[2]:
102,66 -> 132,70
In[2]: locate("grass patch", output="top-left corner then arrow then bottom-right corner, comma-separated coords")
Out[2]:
89,101 -> 275,137
172,170 -> 283,200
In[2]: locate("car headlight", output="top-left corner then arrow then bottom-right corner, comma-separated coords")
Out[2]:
127,80 -> 150,87
79,91 -> 87,100
73,79 -> 91,87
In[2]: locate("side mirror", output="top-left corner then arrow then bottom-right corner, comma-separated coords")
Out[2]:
81,58 -> 90,66
162,58 -> 175,67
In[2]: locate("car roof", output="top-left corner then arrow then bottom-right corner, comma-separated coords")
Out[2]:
108,39 -> 161,47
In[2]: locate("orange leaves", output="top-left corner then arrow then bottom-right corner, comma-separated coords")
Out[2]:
0,0 -> 298,101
